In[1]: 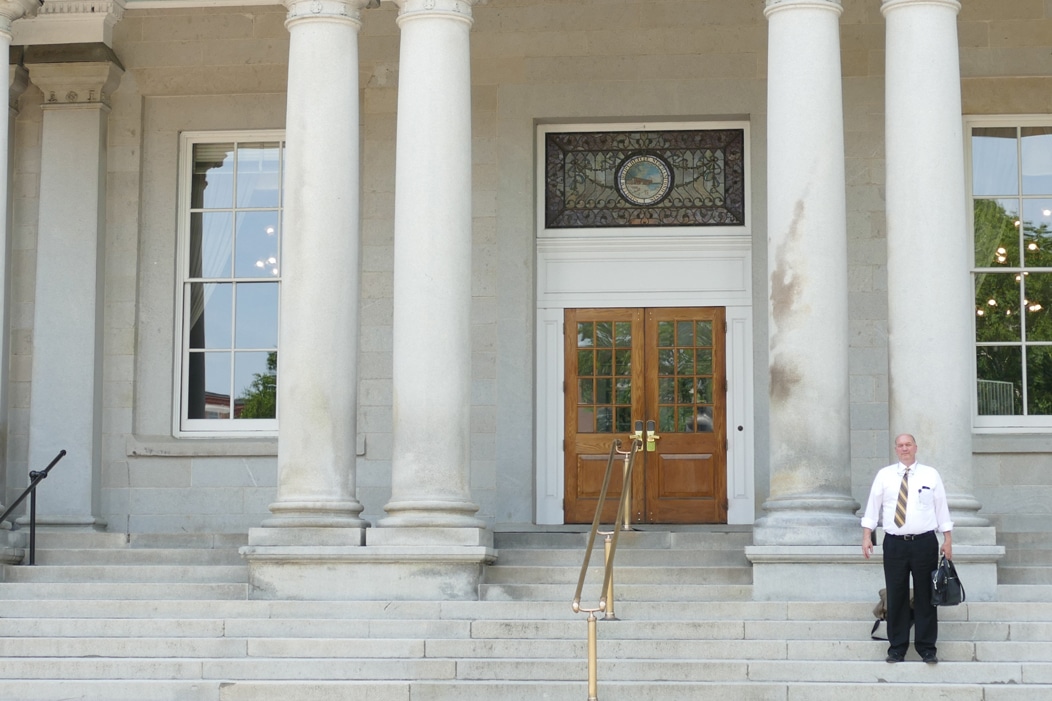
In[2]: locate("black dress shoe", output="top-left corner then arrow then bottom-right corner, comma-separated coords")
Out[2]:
922,653 -> 938,664
886,653 -> 905,663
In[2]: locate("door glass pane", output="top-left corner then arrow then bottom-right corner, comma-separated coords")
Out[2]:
615,349 -> 631,375
676,349 -> 694,374
595,377 -> 612,404
657,321 -> 674,347
578,378 -> 594,404
578,350 -> 594,375
696,321 -> 712,346
615,379 -> 632,404
578,407 -> 596,432
615,407 -> 632,432
659,377 -> 675,402
676,321 -> 694,346
596,349 -> 613,375
577,322 -> 594,347
677,378 -> 693,403
595,407 -> 612,433
696,349 -> 713,374
658,405 -> 675,432
658,349 -> 675,375
695,406 -> 714,432
615,321 -> 632,345
678,406 -> 694,432
595,321 -> 613,347
976,346 -> 1021,415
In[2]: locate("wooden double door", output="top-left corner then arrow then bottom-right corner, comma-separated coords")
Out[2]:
564,307 -> 727,524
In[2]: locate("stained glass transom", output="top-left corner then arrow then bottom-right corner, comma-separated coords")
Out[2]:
545,129 -> 745,229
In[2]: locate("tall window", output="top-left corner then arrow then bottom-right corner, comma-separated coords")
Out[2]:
178,133 -> 284,434
970,120 -> 1052,427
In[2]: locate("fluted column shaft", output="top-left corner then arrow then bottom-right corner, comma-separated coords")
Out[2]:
755,0 -> 858,545
264,0 -> 370,529
382,0 -> 482,528
883,0 -> 983,525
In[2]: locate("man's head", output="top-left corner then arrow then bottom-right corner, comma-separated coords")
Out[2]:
894,433 -> 918,466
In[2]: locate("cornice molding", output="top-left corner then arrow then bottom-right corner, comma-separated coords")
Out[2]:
12,0 -> 125,47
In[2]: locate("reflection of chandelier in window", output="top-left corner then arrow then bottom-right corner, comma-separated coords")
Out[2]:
253,225 -> 279,275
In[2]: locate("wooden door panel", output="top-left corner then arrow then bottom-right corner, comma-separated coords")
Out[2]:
643,307 -> 727,524
565,306 -> 726,525
563,308 -> 645,524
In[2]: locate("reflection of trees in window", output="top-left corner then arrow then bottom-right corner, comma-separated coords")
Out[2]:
239,352 -> 277,419
974,197 -> 1052,415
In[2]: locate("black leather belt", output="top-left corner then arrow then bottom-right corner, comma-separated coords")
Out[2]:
885,531 -> 934,541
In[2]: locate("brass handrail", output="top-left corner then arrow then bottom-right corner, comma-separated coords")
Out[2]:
570,437 -> 642,701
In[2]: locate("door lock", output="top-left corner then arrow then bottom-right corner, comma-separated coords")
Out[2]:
646,419 -> 660,452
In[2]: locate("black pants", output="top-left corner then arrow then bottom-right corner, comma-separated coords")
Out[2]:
883,531 -> 939,657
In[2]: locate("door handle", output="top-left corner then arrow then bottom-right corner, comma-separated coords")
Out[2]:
646,419 -> 660,452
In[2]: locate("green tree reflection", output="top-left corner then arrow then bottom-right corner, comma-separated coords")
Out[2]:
974,200 -> 1052,415
239,352 -> 277,419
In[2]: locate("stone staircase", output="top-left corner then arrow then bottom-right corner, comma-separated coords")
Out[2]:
1,527 -> 1051,700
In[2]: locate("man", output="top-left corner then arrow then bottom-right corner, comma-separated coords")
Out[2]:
861,433 -> 953,664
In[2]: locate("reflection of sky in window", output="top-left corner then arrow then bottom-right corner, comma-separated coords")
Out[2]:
973,131 -> 1018,196
1022,129 -> 1052,195
235,283 -> 278,349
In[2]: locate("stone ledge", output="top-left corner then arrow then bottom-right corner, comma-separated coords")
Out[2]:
241,544 -> 497,600
745,545 -> 1005,602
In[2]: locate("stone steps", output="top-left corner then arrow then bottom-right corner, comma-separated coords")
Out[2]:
2,529 -> 1052,700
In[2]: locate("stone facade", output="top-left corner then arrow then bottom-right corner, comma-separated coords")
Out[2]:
0,0 -> 1049,565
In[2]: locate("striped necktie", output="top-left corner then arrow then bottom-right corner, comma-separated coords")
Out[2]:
894,468 -> 910,528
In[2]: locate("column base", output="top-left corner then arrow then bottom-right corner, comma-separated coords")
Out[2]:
745,541 -> 1005,601
241,529 -> 495,601
752,493 -> 861,545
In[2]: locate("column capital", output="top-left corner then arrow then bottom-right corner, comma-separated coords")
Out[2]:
0,0 -> 38,37
393,0 -> 482,26
25,58 -> 123,108
764,0 -> 842,19
881,0 -> 960,15
284,0 -> 373,28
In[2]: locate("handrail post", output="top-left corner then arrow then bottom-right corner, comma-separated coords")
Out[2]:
602,533 -> 616,621
587,610 -> 598,701
620,449 -> 632,531
0,450 -> 67,566
28,487 -> 37,565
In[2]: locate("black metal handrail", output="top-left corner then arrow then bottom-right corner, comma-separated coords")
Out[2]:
0,449 -> 66,565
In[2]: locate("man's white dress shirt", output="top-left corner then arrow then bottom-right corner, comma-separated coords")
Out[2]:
861,462 -> 953,536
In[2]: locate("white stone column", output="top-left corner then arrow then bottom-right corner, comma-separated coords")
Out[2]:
380,0 -> 483,530
752,0 -> 858,546
252,0 -> 371,541
883,0 -> 984,527
22,57 -> 121,530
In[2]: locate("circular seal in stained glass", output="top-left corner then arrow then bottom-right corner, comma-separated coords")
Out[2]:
616,153 -> 673,206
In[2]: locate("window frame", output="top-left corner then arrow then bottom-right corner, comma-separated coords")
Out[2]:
173,130 -> 285,437
967,115 -> 1052,432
